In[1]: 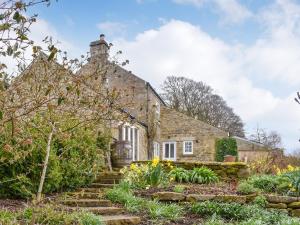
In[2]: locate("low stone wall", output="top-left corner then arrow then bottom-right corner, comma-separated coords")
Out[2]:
152,192 -> 248,204
265,195 -> 300,217
151,192 -> 300,217
135,161 -> 250,179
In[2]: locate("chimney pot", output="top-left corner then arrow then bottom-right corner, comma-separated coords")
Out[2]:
100,34 -> 105,41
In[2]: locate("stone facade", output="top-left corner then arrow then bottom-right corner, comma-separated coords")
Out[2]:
160,107 -> 228,161
81,35 -> 272,164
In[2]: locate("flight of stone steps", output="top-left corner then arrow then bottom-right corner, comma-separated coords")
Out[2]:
58,171 -> 141,225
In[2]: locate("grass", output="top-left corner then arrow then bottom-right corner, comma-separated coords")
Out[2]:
0,204 -> 104,225
105,182 -> 183,220
192,201 -> 300,225
173,185 -> 185,193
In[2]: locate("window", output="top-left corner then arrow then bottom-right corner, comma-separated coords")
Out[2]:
163,142 -> 176,161
183,141 -> 193,155
153,142 -> 160,158
119,124 -> 139,161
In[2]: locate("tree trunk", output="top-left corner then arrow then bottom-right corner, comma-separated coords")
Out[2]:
36,123 -> 55,202
106,151 -> 112,172
107,121 -> 113,172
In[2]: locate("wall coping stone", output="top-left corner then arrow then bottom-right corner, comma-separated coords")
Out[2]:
265,195 -> 299,204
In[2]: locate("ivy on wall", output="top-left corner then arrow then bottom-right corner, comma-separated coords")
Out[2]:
215,137 -> 238,162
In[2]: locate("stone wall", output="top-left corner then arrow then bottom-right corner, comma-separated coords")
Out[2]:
136,161 -> 250,179
265,195 -> 300,217
238,149 -> 272,163
235,137 -> 271,162
160,107 -> 228,161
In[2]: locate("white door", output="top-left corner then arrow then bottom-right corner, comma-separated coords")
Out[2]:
163,142 -> 176,161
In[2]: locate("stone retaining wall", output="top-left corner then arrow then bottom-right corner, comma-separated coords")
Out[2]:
265,195 -> 300,217
135,161 -> 250,179
151,192 -> 300,217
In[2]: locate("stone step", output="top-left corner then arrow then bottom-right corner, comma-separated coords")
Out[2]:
90,183 -> 115,188
97,172 -> 123,179
101,215 -> 141,225
60,199 -> 112,207
68,206 -> 124,215
70,192 -> 104,199
94,178 -> 121,184
77,187 -> 103,192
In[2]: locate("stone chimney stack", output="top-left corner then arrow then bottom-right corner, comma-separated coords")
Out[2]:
89,34 -> 109,62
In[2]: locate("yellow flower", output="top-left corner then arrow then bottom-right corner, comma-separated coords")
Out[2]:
130,163 -> 137,170
287,165 -> 294,171
276,168 -> 281,175
170,177 -> 174,181
289,183 -> 293,188
152,157 -> 159,167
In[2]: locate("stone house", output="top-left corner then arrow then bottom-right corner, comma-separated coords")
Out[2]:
81,35 -> 271,165
12,34 -> 270,165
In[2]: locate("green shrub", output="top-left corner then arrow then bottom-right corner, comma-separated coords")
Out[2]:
0,121 -> 105,199
284,170 -> 300,196
190,167 -> 219,184
247,175 -> 285,193
253,195 -> 267,207
173,185 -> 185,193
237,181 -> 258,195
169,167 -> 190,183
215,137 -> 237,162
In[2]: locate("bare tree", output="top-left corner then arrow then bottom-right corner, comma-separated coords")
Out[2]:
249,127 -> 282,149
161,76 -> 245,137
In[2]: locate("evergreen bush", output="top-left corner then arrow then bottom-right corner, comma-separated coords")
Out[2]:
215,137 -> 238,162
0,123 -> 105,199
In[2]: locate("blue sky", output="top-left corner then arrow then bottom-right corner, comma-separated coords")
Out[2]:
34,0 -> 269,45
21,0 -> 300,152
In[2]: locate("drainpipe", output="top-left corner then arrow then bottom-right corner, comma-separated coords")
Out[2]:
146,82 -> 151,160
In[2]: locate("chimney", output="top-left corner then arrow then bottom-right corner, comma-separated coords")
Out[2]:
89,34 -> 109,61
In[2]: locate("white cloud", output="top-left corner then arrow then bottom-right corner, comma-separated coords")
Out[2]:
1,18 -> 78,76
173,0 -> 252,24
97,21 -> 126,37
243,0 -> 300,86
112,16 -> 300,152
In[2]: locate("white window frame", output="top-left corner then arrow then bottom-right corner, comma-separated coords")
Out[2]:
153,142 -> 160,158
183,141 -> 193,155
163,142 -> 176,161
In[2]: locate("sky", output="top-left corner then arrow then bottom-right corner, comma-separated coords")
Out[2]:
9,0 -> 300,153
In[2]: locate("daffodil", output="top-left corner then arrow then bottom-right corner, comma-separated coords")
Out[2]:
151,157 -> 159,167
130,163 -> 137,170
287,165 -> 294,171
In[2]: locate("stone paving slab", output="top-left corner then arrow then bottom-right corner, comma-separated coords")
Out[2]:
101,215 -> 141,225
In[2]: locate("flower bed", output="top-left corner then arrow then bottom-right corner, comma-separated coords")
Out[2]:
135,160 -> 250,179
